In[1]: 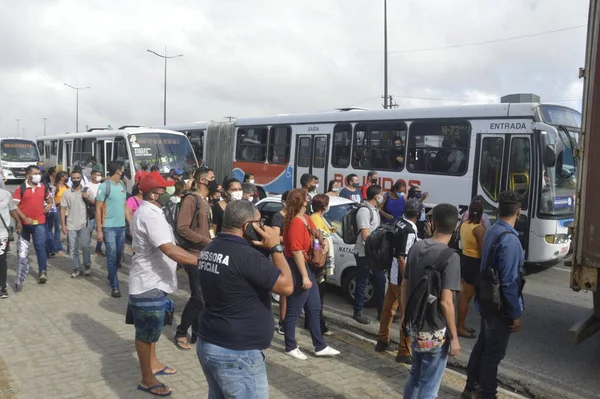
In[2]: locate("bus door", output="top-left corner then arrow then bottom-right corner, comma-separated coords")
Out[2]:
505,134 -> 532,254
295,134 -> 330,191
104,141 -> 113,176
474,134 -> 505,223
65,140 -> 73,174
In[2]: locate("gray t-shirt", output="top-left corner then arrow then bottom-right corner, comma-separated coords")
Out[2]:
0,189 -> 16,241
61,188 -> 89,231
404,239 -> 461,295
353,202 -> 381,257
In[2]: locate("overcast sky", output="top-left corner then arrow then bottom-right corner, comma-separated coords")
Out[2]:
0,0 -> 589,140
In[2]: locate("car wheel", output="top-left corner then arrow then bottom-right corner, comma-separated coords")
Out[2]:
341,269 -> 377,308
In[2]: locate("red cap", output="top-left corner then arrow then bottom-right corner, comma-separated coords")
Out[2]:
138,171 -> 175,193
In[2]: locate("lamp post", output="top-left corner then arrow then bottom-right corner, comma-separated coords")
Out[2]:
16,119 -> 20,136
147,47 -> 183,125
64,83 -> 91,132
383,0 -> 389,109
43,118 -> 48,136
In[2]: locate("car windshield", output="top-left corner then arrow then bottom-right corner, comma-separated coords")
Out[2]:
538,127 -> 578,217
0,140 -> 40,162
323,203 -> 356,233
128,133 -> 198,174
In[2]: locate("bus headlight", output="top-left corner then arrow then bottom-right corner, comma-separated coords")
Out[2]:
545,234 -> 569,244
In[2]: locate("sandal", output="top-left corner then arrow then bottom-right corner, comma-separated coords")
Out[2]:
137,383 -> 172,397
458,330 -> 477,339
174,336 -> 191,350
154,366 -> 177,376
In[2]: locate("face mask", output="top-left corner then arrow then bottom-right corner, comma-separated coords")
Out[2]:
399,192 -> 405,197
243,222 -> 261,242
154,192 -> 171,207
377,194 -> 384,204
249,179 -> 255,184
371,178 -> 378,185
72,180 -> 81,188
204,180 -> 219,192
247,197 -> 254,202
332,187 -> 340,192
31,174 -> 42,184
352,182 -> 360,188
166,186 -> 176,196
39,166 -> 45,172
95,176 -> 102,182
230,191 -> 243,201
414,192 -> 422,199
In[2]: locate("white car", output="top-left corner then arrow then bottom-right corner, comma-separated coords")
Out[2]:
256,195 -> 377,307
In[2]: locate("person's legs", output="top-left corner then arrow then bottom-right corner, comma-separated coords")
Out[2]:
377,283 -> 400,343
478,316 -> 512,398
404,341 -> 449,399
318,279 -> 328,333
45,212 -> 56,255
176,265 -> 203,343
116,226 -> 125,270
53,215 -> 63,253
283,258 -> 311,352
304,272 -> 327,352
353,255 -> 371,314
458,282 -> 476,335
80,226 -> 92,270
373,269 -> 387,315
16,227 -> 32,287
32,224 -> 47,274
68,230 -> 81,272
403,344 -> 423,398
0,240 -> 8,293
103,227 -> 119,290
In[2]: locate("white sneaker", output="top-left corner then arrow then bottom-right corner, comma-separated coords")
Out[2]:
315,346 -> 340,357
70,272 -> 79,278
84,268 -> 92,276
286,347 -> 308,360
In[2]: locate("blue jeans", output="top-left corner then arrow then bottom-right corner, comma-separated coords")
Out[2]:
283,257 -> 327,352
52,211 -> 63,252
103,226 -> 125,290
88,219 -> 103,253
403,340 -> 449,399
466,315 -> 512,398
45,212 -> 57,254
353,255 -> 386,313
17,224 -> 48,284
68,226 -> 91,271
196,339 -> 268,399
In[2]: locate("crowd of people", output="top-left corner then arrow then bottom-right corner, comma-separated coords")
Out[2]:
0,163 -> 526,399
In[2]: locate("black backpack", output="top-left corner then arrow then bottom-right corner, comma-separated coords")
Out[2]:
365,224 -> 397,271
19,182 -> 50,201
163,194 -> 200,249
341,204 -> 374,245
476,230 -> 526,316
403,247 -> 456,335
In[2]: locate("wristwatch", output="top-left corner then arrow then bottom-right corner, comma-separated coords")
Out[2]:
269,244 -> 284,254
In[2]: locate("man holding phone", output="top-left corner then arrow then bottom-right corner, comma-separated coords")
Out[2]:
61,170 -> 92,278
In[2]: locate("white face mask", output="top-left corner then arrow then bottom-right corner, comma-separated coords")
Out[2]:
95,176 -> 102,183
230,191 -> 243,201
31,174 -> 42,184
315,184 -> 319,189
399,192 -> 405,197
247,197 -> 254,202
249,179 -> 255,184
332,187 -> 340,192
377,194 -> 384,204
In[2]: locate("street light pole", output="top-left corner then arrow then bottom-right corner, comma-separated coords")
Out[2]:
43,118 -> 48,136
383,0 -> 389,109
16,119 -> 20,136
147,47 -> 183,125
64,83 -> 91,132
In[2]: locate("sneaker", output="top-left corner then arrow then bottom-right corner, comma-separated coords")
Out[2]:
275,320 -> 284,335
84,267 -> 92,276
323,330 -> 334,337
315,346 -> 340,357
38,272 -> 48,284
395,354 -> 412,365
70,271 -> 79,278
111,289 -> 121,298
461,386 -> 481,399
285,347 -> 308,360
352,311 -> 370,325
375,340 -> 389,352
0,291 -> 8,299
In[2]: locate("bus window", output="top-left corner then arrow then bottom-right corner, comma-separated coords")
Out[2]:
352,121 -> 407,171
297,137 -> 311,167
508,137 -> 530,209
407,120 -> 470,175
58,140 -> 63,165
332,124 -> 351,168
269,126 -> 291,164
186,129 -> 204,164
37,141 -> 44,156
73,138 -> 82,167
479,137 -> 504,202
81,138 -> 94,168
237,127 -> 268,162
51,140 -> 58,156
45,145 -> 50,160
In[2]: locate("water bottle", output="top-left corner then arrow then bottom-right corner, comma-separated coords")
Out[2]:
313,239 -> 321,250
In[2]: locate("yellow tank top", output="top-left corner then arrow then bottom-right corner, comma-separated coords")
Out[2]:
460,221 -> 481,259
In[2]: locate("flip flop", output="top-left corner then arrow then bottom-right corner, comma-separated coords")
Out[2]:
174,336 -> 192,350
466,327 -> 476,334
137,383 -> 172,397
458,331 -> 477,339
154,366 -> 177,376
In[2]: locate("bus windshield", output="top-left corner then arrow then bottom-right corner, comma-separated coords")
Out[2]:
128,133 -> 198,174
538,127 -> 578,217
0,140 -> 40,163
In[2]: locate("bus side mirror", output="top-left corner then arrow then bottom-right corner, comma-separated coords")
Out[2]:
543,144 -> 556,168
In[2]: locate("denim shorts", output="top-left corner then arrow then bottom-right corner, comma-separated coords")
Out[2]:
129,289 -> 167,343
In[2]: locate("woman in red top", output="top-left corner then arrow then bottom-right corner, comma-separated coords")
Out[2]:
282,189 -> 340,360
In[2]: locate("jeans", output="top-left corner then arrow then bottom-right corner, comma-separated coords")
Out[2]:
67,226 -> 91,271
0,240 -> 7,291
88,218 -> 103,253
403,340 -> 449,399
17,223 -> 47,285
283,257 -> 327,352
466,315 -> 513,398
353,255 -> 386,313
197,339 -> 268,399
304,279 -> 328,333
45,211 -> 57,254
52,212 -> 63,252
176,265 -> 203,339
103,226 -> 125,290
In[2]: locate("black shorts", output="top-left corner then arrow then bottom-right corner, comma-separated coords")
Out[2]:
461,254 -> 481,286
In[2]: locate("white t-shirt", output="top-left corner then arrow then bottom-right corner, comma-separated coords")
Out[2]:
0,189 -> 16,241
390,218 -> 418,285
87,182 -> 101,200
128,201 -> 178,295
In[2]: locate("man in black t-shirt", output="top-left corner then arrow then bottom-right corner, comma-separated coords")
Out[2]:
196,200 -> 293,399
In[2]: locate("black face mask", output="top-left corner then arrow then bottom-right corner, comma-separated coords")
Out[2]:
243,222 -> 261,242
72,180 -> 82,188
371,178 -> 378,184
204,180 -> 219,192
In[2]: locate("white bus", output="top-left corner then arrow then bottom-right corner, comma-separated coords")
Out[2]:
37,126 -> 198,192
166,101 -> 580,264
0,138 -> 41,181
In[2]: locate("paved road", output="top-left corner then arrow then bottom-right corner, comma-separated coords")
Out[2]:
320,261 -> 600,399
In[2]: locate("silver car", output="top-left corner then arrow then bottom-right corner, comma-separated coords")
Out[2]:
256,195 -> 377,307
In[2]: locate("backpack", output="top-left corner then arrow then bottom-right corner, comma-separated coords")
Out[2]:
365,224 -> 397,271
341,204 -> 375,245
402,247 -> 456,335
99,180 -> 127,225
302,216 -> 328,268
163,194 -> 200,249
19,182 -> 50,201
476,230 -> 526,316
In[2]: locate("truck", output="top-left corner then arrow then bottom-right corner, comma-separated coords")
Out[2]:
568,0 -> 600,345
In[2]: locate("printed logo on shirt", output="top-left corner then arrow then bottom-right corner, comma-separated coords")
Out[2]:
198,251 -> 230,274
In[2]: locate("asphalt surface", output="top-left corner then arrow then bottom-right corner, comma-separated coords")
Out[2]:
5,182 -> 599,398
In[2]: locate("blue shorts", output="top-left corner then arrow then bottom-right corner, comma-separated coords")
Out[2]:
129,289 -> 167,343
